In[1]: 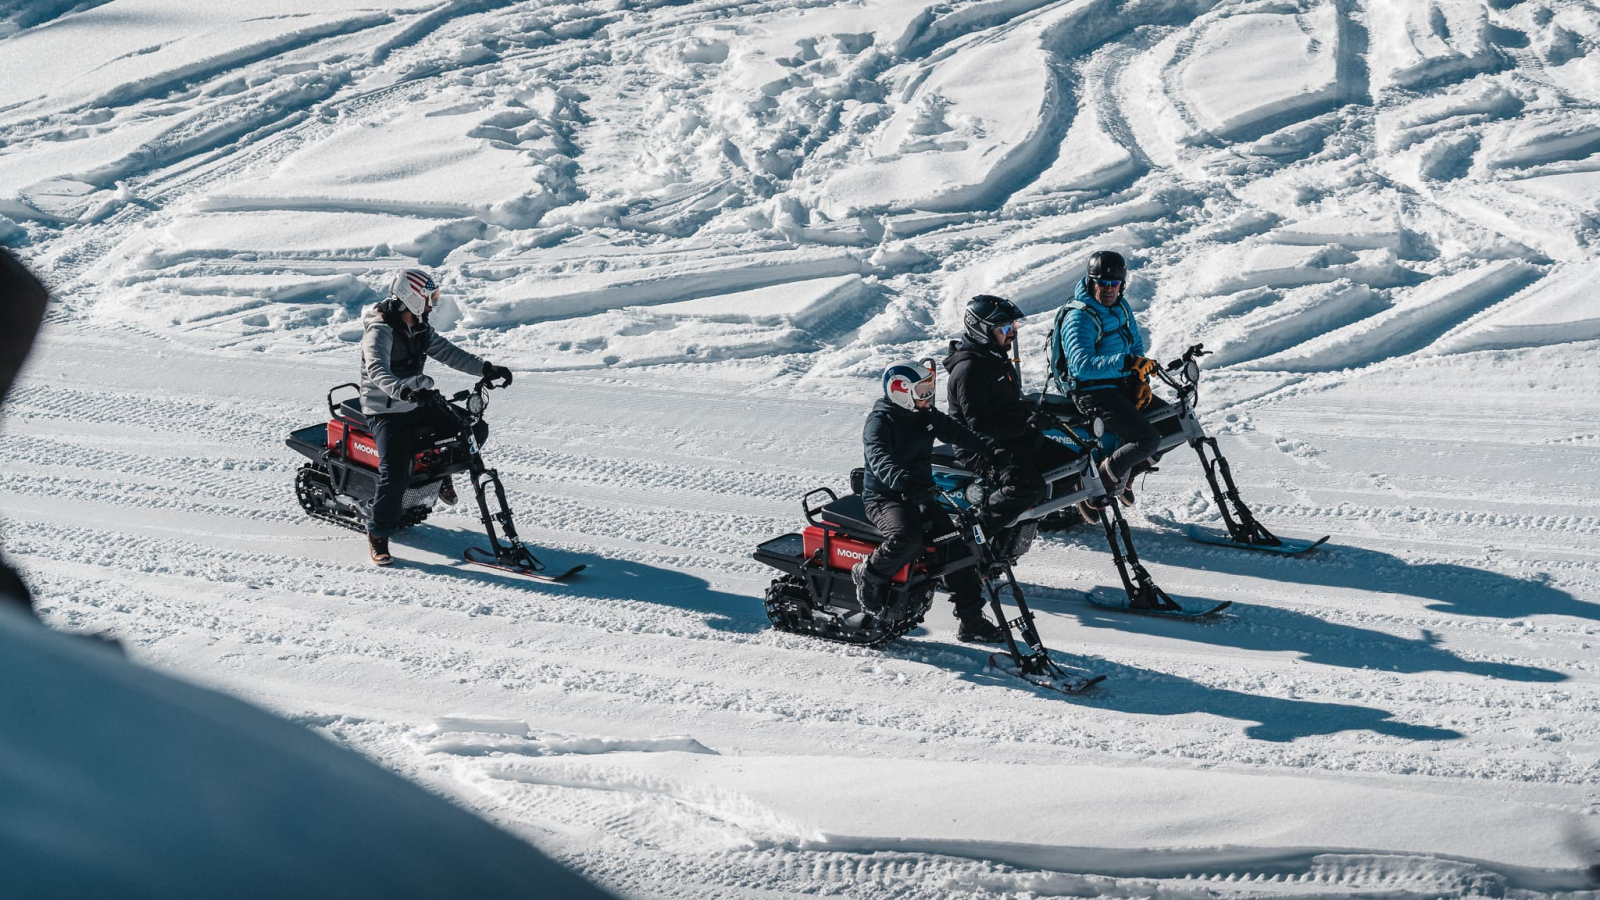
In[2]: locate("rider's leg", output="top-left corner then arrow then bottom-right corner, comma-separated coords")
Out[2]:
1074,388 -> 1160,484
367,411 -> 422,538
980,452 -> 1046,529
918,505 -> 996,636
862,497 -> 924,580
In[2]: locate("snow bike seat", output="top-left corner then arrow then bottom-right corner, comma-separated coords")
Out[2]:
335,398 -> 369,431
817,494 -> 885,542
1029,392 -> 1082,420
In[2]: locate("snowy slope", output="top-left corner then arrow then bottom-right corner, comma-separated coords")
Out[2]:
4,0 -> 1600,897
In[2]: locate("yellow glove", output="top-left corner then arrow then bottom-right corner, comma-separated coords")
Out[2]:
1133,380 -> 1154,410
1127,355 -> 1160,379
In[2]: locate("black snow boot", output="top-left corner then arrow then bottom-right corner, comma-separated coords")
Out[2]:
368,533 -> 393,567
852,562 -> 889,615
956,610 -> 1005,644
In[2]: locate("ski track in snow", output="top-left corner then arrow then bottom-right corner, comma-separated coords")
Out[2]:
5,0 -> 1600,896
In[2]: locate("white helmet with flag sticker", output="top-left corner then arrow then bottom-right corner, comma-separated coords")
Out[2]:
388,267 -> 440,318
882,360 -> 935,411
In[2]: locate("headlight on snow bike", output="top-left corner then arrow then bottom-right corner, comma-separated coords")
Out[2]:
964,483 -> 985,505
1184,358 -> 1200,384
467,391 -> 488,416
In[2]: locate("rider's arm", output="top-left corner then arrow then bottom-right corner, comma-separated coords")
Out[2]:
931,409 -> 1001,460
863,412 -> 921,496
953,363 -> 1027,443
1062,307 -> 1127,381
361,322 -> 411,402
424,332 -> 487,377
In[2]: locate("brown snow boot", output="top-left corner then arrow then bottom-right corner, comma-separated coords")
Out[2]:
438,475 -> 458,506
368,533 -> 393,567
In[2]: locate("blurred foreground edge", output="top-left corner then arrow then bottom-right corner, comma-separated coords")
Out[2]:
0,248 -> 619,900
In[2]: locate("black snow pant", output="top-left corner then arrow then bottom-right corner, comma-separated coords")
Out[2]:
974,436 -> 1082,527
863,497 -> 984,621
1073,387 -> 1160,482
367,406 -> 487,538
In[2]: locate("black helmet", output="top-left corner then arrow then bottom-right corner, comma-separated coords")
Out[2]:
1086,250 -> 1128,285
963,294 -> 1024,346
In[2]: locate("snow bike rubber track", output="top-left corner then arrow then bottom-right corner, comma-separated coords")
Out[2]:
763,573 -> 932,648
294,463 -> 429,533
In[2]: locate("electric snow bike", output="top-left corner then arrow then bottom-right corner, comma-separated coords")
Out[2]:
753,486 -> 1103,694
929,413 -> 1210,617
285,378 -> 583,582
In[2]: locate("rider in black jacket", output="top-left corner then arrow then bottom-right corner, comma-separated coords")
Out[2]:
856,361 -> 1008,644
944,295 -> 1077,531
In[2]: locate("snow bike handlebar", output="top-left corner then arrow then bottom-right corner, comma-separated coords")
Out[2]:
446,375 -> 506,405
1152,343 -> 1209,396
1166,343 -> 1209,372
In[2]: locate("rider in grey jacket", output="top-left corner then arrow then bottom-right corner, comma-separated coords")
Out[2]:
361,268 -> 512,565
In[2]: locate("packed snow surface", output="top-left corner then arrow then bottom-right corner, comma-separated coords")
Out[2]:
4,0 -> 1600,896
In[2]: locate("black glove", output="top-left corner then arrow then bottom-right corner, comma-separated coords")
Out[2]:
992,448 -> 1016,471
482,362 -> 513,388
412,387 -> 444,408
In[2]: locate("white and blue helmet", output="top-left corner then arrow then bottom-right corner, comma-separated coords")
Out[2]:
882,360 -> 935,411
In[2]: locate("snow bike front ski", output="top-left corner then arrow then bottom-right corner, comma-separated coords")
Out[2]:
456,444 -> 585,583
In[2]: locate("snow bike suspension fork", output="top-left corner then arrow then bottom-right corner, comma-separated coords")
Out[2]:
1191,436 -> 1282,548
1096,494 -> 1178,611
973,522 -> 1067,679
463,427 -> 544,571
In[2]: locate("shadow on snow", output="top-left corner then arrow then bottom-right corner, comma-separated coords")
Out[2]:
1022,583 -> 1566,684
884,636 -> 1464,744
1127,527 -> 1593,623
390,527 -> 768,636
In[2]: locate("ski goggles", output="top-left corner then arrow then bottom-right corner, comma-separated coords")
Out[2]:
911,376 -> 936,402
1089,277 -> 1123,288
995,321 -> 1017,338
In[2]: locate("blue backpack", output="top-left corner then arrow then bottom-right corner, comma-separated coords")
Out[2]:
1046,299 -> 1096,394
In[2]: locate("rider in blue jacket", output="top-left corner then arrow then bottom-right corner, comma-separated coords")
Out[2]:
1054,250 -> 1162,518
